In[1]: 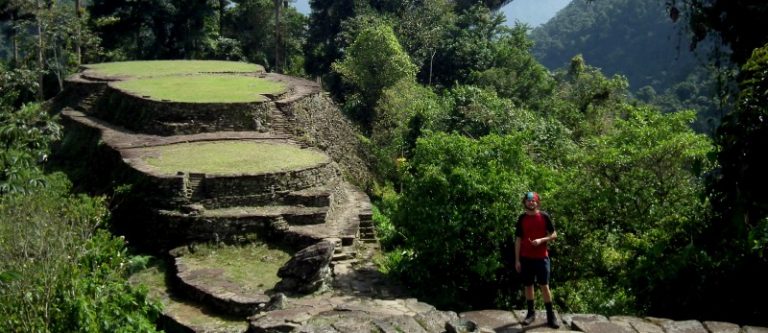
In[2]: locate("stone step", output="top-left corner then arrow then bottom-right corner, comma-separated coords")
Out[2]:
128,259 -> 249,333
169,243 -> 294,317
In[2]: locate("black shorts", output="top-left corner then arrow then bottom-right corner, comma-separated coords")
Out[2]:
520,257 -> 550,286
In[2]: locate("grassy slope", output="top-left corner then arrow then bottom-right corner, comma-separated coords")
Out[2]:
139,141 -> 329,175
112,75 -> 286,103
182,242 -> 293,293
85,60 -> 265,77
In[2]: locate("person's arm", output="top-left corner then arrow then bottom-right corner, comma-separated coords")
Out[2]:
531,212 -> 557,246
515,215 -> 523,272
515,236 -> 522,272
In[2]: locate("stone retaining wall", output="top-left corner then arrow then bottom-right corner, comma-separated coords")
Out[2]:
277,93 -> 373,187
89,85 -> 275,135
198,162 -> 338,199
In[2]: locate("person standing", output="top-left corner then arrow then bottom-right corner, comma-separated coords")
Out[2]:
515,191 -> 559,328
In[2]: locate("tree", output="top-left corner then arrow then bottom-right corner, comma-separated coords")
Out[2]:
332,22 -> 417,130
667,0 -> 768,65
470,24 -> 555,110
430,5 -> 505,87
710,44 -> 768,239
371,79 -> 443,179
546,55 -> 629,139
551,106 -> 712,315
393,0 -> 455,85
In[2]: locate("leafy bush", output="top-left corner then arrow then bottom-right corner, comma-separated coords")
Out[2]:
0,178 -> 161,332
392,132 -> 558,308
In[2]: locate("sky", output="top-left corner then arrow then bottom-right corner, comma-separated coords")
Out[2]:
292,0 -> 572,28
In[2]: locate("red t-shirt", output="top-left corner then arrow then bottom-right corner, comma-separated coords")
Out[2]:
515,211 -> 555,259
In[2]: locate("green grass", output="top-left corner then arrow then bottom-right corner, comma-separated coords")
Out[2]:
129,260 -> 248,329
112,74 -> 286,103
184,242 -> 293,293
85,60 -> 264,78
139,141 -> 329,175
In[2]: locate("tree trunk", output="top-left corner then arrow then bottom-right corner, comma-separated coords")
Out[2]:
274,0 -> 281,73
219,0 -> 226,36
11,12 -> 19,67
429,50 -> 436,86
75,0 -> 81,65
37,1 -> 45,101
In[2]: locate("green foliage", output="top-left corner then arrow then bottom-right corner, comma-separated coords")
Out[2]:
332,22 -> 417,128
393,0 -> 455,84
0,179 -> 161,332
712,44 -> 768,227
89,0 -> 216,60
551,105 -> 712,314
0,100 -> 60,194
438,85 -> 532,138
531,0 -> 700,93
430,5 -> 506,87
547,55 -> 630,139
470,24 -> 555,110
555,278 -> 637,316
225,0 -> 307,73
392,132 -> 557,308
371,79 -> 442,178
670,0 -> 768,65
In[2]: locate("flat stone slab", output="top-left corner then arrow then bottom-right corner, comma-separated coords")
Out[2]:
661,320 -> 708,333
561,313 -> 607,329
610,315 -> 664,333
460,310 -> 519,332
744,326 -> 768,333
248,295 -> 450,333
575,321 -> 635,333
374,314 -> 430,333
703,321 -> 741,333
514,310 -> 569,331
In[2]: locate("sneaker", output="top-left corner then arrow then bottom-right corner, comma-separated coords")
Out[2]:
522,311 -> 536,325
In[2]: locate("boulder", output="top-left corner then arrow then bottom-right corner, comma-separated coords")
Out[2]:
275,241 -> 335,294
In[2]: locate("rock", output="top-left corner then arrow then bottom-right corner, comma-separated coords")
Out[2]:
661,320 -> 708,333
446,318 -> 479,333
414,309 -> 459,332
703,321 -> 740,333
561,313 -> 608,329
266,293 -> 287,311
459,310 -> 518,332
576,321 -> 636,333
743,327 -> 768,333
610,315 -> 664,333
275,241 -> 335,294
373,315 -> 429,333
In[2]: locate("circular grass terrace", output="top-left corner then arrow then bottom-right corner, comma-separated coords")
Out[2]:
84,60 -> 265,78
136,141 -> 330,175
111,74 -> 286,103
180,242 -> 293,294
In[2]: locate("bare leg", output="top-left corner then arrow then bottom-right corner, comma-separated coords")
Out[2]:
525,285 -> 535,300
540,284 -> 552,303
